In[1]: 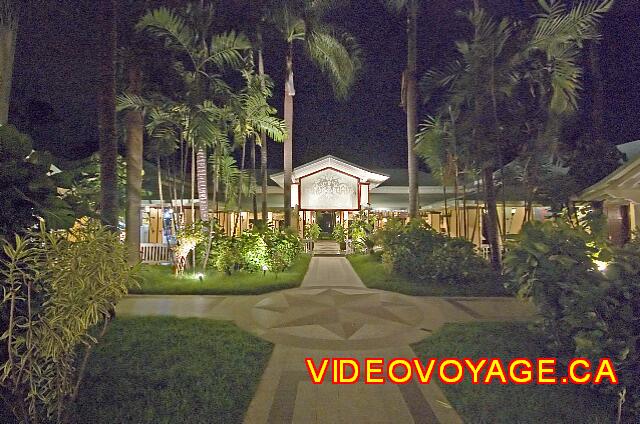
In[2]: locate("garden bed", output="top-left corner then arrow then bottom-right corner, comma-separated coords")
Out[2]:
73,317 -> 273,423
411,322 -> 615,423
131,253 -> 311,295
347,254 -> 508,296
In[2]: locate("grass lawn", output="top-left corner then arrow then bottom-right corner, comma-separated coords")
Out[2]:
73,316 -> 272,424
412,322 -> 615,424
131,253 -> 311,295
347,254 -> 507,296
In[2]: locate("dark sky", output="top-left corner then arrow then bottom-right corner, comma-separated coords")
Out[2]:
9,0 -> 640,169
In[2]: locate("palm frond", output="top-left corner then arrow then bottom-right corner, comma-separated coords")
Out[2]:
136,7 -> 195,58
307,30 -> 361,99
116,93 -> 153,112
206,30 -> 252,69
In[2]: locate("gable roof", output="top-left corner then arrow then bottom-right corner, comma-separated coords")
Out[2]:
270,155 -> 390,188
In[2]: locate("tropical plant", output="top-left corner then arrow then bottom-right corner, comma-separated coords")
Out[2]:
236,229 -> 269,272
267,0 -> 362,227
378,219 -> 446,278
261,226 -> 302,276
0,221 -> 138,423
304,222 -> 321,240
505,218 -> 638,422
384,0 -> 419,218
349,211 -> 375,253
0,125 -> 75,236
173,220 -> 206,275
578,244 -> 640,422
229,67 -> 287,231
0,0 -> 17,125
420,0 -> 613,269
136,2 -> 252,221
332,223 -> 347,244
504,219 -> 605,355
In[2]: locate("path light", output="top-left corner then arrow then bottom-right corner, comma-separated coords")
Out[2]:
594,260 -> 608,273
196,272 -> 204,282
262,264 -> 268,276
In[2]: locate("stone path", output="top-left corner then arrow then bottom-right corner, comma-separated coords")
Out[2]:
117,254 -> 536,424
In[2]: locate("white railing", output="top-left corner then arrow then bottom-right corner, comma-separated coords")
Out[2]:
140,243 -> 172,264
302,239 -> 314,253
479,245 -> 508,261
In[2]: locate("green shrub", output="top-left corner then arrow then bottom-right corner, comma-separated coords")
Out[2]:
349,211 -> 375,253
376,219 -> 500,290
378,219 -> 446,279
504,220 -> 605,356
505,219 -> 639,421
303,223 -> 321,241
429,238 -> 503,288
332,223 -> 346,244
0,221 -> 139,423
237,230 -> 269,272
574,244 -> 640,421
260,226 -> 302,275
196,220 -> 230,271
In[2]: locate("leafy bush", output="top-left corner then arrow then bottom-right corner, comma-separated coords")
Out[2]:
196,220 -> 231,271
504,220 -> 605,355
0,221 -> 139,423
0,125 -> 75,236
377,219 -> 501,289
303,222 -> 321,240
505,219 -> 638,421
173,221 -> 207,275
576,244 -> 640,421
261,227 -> 302,275
236,230 -> 269,272
378,219 -> 446,278
332,223 -> 346,244
429,238 -> 501,287
214,238 -> 238,275
349,211 -> 375,253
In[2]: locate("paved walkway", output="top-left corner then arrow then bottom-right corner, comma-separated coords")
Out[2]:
117,256 -> 536,423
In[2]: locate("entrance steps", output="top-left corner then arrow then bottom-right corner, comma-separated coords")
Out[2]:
312,240 -> 343,256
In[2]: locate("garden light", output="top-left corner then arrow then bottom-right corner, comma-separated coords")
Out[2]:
262,264 -> 268,276
196,272 -> 204,282
594,260 -> 608,273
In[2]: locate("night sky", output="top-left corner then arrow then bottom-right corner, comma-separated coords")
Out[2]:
9,0 -> 640,169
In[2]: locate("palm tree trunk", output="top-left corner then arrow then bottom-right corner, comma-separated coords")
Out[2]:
0,0 -> 17,125
235,142 -> 247,236
483,166 -> 502,270
97,0 -> 119,230
190,144 -> 195,225
125,61 -> 143,265
258,36 -> 269,223
251,137 -> 258,221
283,46 -> 294,228
203,146 -> 218,270
406,0 -> 419,219
196,147 -> 209,221
156,151 -> 164,208
443,183 -> 450,236
261,134 -> 268,221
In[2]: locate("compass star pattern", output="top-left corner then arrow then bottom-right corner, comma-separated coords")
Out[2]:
250,287 -> 424,345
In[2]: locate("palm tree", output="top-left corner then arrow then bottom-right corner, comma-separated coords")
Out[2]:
384,0 -> 419,219
420,0 -> 612,269
229,68 -> 287,230
123,60 -> 144,264
0,0 -> 17,125
97,0 -> 119,229
268,0 -> 361,227
137,2 -> 251,221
